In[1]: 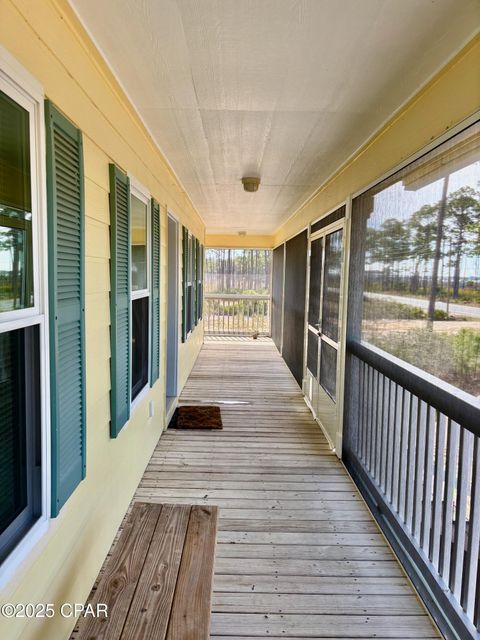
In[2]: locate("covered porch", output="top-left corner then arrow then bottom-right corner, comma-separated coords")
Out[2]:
79,338 -> 438,639
0,3 -> 479,640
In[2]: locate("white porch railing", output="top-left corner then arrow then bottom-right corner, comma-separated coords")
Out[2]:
204,294 -> 271,336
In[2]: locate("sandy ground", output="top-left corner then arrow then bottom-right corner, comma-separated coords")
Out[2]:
363,319 -> 480,334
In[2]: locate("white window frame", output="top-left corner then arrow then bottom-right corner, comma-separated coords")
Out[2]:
0,47 -> 50,587
129,177 -> 151,410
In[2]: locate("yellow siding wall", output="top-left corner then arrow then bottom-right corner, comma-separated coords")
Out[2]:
0,1 -> 204,639
275,35 -> 480,244
205,234 -> 275,249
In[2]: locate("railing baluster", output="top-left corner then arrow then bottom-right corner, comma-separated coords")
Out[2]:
392,382 -> 401,510
371,367 -> 377,475
362,362 -> 368,463
421,405 -> 435,557
374,369 -> 382,483
358,363 -> 364,459
405,394 -> 418,531
381,375 -> 390,493
399,389 -> 410,523
413,400 -> 427,541
463,437 -> 480,619
386,379 -> 394,502
451,429 -> 474,598
440,419 -> 460,586
368,366 -> 375,473
430,412 -> 447,567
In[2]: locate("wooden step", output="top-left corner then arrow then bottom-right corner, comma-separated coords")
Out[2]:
72,502 -> 218,640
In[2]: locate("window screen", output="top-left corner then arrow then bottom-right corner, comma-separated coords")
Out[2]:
320,339 -> 337,400
352,121 -> 480,397
308,237 -> 322,327
322,229 -> 343,342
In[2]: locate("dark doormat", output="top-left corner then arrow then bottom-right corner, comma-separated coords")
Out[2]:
169,405 -> 223,430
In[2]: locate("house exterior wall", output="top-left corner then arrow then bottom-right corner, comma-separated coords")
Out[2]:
0,2 -> 204,639
1,2 -> 479,639
205,234 -> 275,249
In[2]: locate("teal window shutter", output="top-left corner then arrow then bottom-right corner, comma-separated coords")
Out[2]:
181,225 -> 188,342
45,101 -> 86,517
150,198 -> 160,385
198,242 -> 204,320
188,233 -> 193,332
192,236 -> 198,325
109,164 -> 131,437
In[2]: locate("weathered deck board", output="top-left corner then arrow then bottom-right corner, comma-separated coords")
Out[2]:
134,339 -> 439,638
120,504 -> 191,640
71,502 -> 162,640
72,503 -> 217,640
167,505 -> 218,640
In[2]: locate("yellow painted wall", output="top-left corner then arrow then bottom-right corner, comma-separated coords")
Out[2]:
0,1 -> 204,639
275,35 -> 480,245
205,234 -> 275,249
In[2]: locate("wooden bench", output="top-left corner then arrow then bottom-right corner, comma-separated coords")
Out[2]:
73,502 -> 218,640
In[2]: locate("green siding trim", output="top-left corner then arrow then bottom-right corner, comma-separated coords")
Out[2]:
150,198 -> 160,386
45,100 -> 86,517
109,164 -> 131,437
181,225 -> 188,342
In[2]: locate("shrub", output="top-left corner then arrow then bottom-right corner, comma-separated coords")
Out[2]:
452,329 -> 480,377
363,297 -> 426,320
433,309 -> 449,321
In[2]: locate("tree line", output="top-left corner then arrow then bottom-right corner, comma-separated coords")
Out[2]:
365,186 -> 480,311
205,249 -> 271,294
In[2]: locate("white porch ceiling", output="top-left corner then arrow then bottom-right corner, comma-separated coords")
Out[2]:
70,0 -> 479,235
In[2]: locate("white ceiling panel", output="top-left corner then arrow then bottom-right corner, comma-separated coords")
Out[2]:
70,0 -> 480,234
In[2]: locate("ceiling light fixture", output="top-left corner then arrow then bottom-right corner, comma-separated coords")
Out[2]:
242,176 -> 260,192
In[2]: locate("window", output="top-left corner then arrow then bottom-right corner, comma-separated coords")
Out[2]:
132,296 -> 149,399
131,194 -> 147,291
0,70 -> 45,565
352,121 -> 480,397
130,190 -> 150,402
0,91 -> 33,312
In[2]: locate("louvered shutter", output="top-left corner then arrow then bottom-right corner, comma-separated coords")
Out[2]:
109,164 -> 131,437
197,241 -> 203,320
181,225 -> 188,342
192,237 -> 198,325
150,198 -> 160,385
45,101 -> 86,516
187,233 -> 193,332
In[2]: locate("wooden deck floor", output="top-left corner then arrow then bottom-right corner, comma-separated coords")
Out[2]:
135,339 -> 440,639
